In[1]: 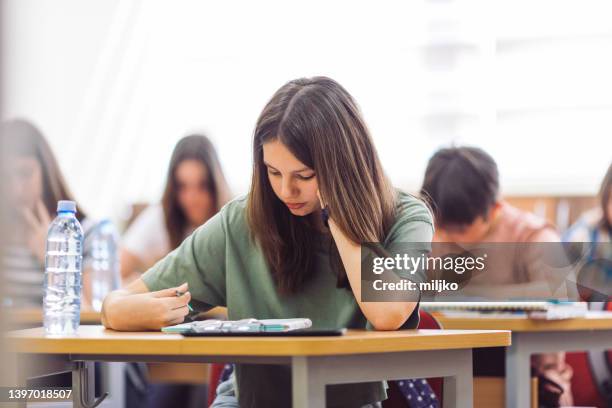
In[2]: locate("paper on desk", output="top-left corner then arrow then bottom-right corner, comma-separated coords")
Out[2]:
162,318 -> 313,333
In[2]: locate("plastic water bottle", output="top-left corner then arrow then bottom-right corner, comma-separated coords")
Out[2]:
43,200 -> 83,335
88,220 -> 120,312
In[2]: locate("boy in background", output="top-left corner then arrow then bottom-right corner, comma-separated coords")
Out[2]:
421,146 -> 574,406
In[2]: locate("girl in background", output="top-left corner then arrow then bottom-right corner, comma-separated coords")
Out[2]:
120,134 -> 232,284
120,134 -> 231,408
1,119 -> 97,307
563,161 -> 612,299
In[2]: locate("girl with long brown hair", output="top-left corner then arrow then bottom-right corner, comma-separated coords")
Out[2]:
102,77 -> 433,407
1,119 -> 93,306
119,134 -> 232,408
120,134 -> 232,284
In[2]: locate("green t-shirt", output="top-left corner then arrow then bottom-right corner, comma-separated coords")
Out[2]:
142,192 -> 433,407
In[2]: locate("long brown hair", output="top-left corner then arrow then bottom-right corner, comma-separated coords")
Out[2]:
247,77 -> 397,293
161,134 -> 231,249
0,119 -> 87,221
599,161 -> 612,231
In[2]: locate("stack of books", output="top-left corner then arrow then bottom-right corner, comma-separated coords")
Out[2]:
421,301 -> 588,320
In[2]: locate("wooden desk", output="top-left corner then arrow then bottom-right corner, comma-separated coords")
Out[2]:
432,311 -> 612,408
7,326 -> 510,408
5,308 -> 224,407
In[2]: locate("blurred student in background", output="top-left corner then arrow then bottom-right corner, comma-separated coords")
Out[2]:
120,134 -> 232,284
565,161 -> 611,243
563,161 -> 612,300
561,164 -> 611,408
420,146 -> 574,406
120,134 -> 231,408
0,119 -> 98,308
421,146 -> 575,296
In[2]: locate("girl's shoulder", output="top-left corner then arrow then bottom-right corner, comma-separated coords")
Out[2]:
394,191 -> 434,226
217,195 -> 250,231
383,191 -> 434,245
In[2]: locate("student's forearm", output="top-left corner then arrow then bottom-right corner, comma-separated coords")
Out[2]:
102,279 -> 153,330
101,290 -> 156,331
329,220 -> 417,330
102,280 -> 191,331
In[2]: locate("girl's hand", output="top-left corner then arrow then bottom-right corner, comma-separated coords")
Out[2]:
22,200 -> 51,265
105,282 -> 192,331
142,282 -> 192,329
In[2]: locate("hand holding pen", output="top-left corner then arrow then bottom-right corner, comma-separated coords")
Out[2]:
176,287 -> 194,312
142,282 -> 192,328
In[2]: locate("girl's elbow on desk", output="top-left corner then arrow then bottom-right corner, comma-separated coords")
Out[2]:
101,290 -> 121,330
368,303 -> 417,331
101,288 -> 139,330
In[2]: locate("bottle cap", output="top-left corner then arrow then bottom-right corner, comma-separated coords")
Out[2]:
57,200 -> 77,213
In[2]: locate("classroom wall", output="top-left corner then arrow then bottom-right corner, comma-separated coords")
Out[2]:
1,0 -> 611,221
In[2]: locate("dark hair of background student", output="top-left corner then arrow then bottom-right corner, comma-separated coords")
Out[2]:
247,76 -> 397,293
0,118 -> 87,221
420,146 -> 499,228
161,134 -> 231,249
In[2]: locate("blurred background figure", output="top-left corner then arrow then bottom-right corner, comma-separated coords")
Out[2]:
120,134 -> 232,285
0,118 -> 105,309
121,134 -> 231,408
562,163 -> 612,408
563,161 -> 612,301
421,146 -> 564,290
421,146 -> 575,406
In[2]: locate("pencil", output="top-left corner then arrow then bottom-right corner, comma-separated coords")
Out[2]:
176,289 -> 194,312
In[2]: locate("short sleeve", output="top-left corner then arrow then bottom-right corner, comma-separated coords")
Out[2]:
365,195 -> 434,329
387,216 -> 434,329
141,210 -> 228,311
385,197 -> 435,283
122,206 -> 170,268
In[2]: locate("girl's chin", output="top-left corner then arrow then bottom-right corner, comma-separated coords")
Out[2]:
288,206 -> 313,216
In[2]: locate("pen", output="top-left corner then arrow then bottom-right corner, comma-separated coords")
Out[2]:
176,289 -> 194,312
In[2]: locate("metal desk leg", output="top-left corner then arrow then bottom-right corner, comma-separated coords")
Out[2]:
291,356 -> 326,408
72,361 -> 108,408
292,349 -> 474,408
505,333 -> 531,408
442,349 -> 473,408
